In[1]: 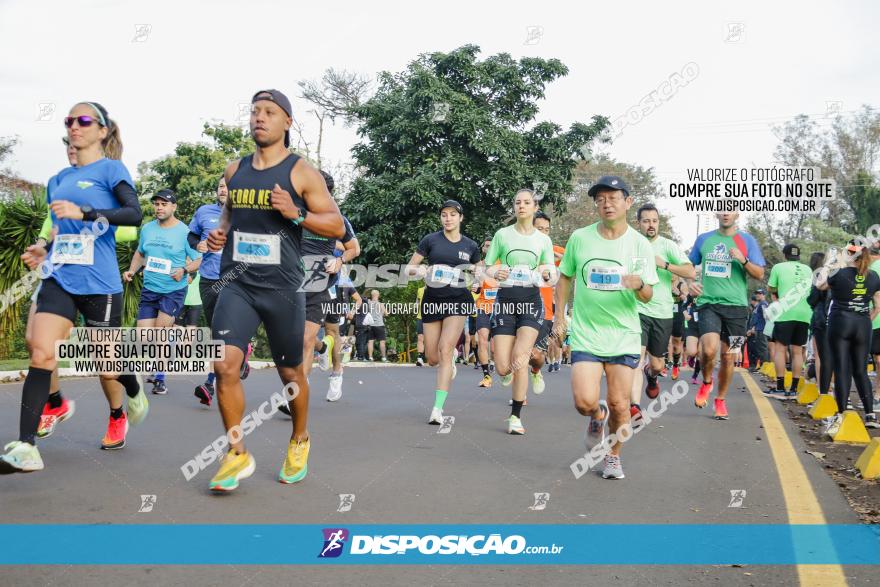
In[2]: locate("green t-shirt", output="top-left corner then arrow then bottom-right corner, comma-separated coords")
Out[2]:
767,260 -> 812,324
871,259 -> 880,329
184,273 -> 202,306
485,224 -> 554,299
559,223 -> 659,357
688,229 -> 765,307
637,235 -> 690,319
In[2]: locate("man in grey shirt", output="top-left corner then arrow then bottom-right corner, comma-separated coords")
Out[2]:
366,289 -> 389,362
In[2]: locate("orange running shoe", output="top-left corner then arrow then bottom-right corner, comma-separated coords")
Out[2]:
695,380 -> 713,408
713,398 -> 728,420
101,413 -> 129,450
671,365 -> 680,380
37,397 -> 76,438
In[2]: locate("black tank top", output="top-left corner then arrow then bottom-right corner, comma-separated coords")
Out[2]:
221,153 -> 305,290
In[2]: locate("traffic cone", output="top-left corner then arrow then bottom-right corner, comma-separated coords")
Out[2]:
809,394 -> 838,420
783,371 -> 794,389
855,439 -> 880,479
831,411 -> 872,445
762,362 -> 777,378
797,383 -> 819,405
741,342 -> 750,369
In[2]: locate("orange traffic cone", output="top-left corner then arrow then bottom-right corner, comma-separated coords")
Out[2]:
741,342 -> 750,369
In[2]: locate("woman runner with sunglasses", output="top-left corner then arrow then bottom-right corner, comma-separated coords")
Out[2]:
484,189 -> 556,435
1,102 -> 145,474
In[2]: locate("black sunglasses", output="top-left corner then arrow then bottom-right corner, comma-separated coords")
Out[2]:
64,115 -> 103,128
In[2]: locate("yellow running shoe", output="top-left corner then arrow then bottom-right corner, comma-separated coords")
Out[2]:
209,449 -> 255,492
279,438 -> 310,484
478,374 -> 492,388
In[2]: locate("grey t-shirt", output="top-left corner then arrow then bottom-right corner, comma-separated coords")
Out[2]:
368,300 -> 385,326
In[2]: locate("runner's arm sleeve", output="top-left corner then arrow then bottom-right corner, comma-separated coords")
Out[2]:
187,210 -> 202,249
83,181 -> 143,226
38,215 -> 53,241
187,231 -> 200,249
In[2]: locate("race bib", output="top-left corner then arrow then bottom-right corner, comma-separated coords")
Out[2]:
431,264 -> 461,286
232,232 -> 280,265
51,234 -> 94,265
145,256 -> 172,275
587,266 -> 625,291
484,288 -> 498,301
328,285 -> 337,298
705,260 -> 732,279
505,266 -> 534,287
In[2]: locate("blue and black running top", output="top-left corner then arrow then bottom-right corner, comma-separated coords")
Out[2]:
46,158 -> 138,295
220,153 -> 305,290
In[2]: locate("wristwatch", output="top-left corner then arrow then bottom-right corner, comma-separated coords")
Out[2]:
291,207 -> 308,226
664,261 -> 670,271
80,204 -> 96,221
636,278 -> 646,291
743,258 -> 750,267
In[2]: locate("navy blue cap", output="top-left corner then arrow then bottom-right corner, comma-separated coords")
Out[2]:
152,189 -> 177,203
588,175 -> 631,198
252,89 -> 292,148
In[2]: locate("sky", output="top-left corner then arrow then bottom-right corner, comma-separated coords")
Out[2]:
1,0 -> 877,246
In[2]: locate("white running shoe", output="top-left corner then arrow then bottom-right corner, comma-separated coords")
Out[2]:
326,373 -> 343,402
428,407 -> 444,425
585,400 -> 609,451
601,454 -> 625,479
507,415 -> 525,435
824,413 -> 843,437
531,371 -> 545,395
0,441 -> 44,474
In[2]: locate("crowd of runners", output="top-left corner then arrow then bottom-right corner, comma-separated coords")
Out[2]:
2,92 -> 880,488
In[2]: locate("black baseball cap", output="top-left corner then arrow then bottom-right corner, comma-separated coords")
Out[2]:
588,175 -> 631,198
755,288 -> 766,294
782,243 -> 800,260
252,89 -> 292,148
440,199 -> 464,215
152,189 -> 177,204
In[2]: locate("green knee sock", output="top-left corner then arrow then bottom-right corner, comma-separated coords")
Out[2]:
434,390 -> 448,409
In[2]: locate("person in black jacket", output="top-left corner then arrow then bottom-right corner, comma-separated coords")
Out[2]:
806,252 -> 832,395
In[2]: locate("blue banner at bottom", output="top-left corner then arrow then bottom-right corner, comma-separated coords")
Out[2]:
1,524 -> 879,565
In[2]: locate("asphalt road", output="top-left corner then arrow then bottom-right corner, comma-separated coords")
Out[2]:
0,363 -> 871,586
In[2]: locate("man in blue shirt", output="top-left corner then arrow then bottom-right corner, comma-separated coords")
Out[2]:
187,177 -> 228,404
747,288 -> 769,371
124,189 -> 201,394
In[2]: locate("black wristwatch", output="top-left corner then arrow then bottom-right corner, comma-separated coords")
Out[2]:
636,278 -> 646,292
80,205 -> 96,221
664,261 -> 670,271
743,258 -> 750,267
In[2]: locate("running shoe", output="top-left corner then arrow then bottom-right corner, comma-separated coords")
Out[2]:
37,397 -> 76,438
317,335 -> 334,372
279,438 -> 310,484
127,376 -> 150,425
381,357 -> 388,363
501,373 -> 513,387
326,373 -> 342,402
473,361 -> 480,370
507,415 -> 525,435
240,362 -> 251,380
209,449 -> 255,492
824,413 -> 843,437
695,380 -> 713,408
194,383 -> 213,407
783,391 -> 797,401
644,364 -> 660,399
671,365 -> 680,380
630,403 -> 644,431
713,398 -> 729,420
151,380 -> 168,395
531,371 -> 545,395
489,361 -> 495,373
690,376 -> 698,385
278,402 -> 291,416
428,407 -> 444,425
865,414 -> 880,429
585,400 -> 608,451
660,367 -> 668,378
416,356 -> 425,367
101,414 -> 129,450
478,374 -> 492,388
0,441 -> 43,474
601,454 -> 625,479
687,356 -> 695,368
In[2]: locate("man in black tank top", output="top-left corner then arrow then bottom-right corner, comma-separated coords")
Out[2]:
205,89 -> 344,492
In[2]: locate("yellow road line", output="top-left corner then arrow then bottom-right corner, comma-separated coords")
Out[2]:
741,370 -> 847,586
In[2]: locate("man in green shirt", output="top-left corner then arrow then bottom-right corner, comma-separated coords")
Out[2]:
766,244 -> 812,399
631,204 -> 694,421
555,176 -> 659,480
688,213 -> 765,419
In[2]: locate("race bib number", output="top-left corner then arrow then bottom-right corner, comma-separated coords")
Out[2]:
51,234 -> 94,265
587,266 -> 625,291
431,264 -> 461,286
145,256 -> 172,275
705,260 -> 732,279
506,266 -> 533,287
232,232 -> 280,265
484,288 -> 498,301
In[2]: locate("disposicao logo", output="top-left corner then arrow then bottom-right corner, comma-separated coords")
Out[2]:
77,181 -> 94,189
318,528 -> 349,558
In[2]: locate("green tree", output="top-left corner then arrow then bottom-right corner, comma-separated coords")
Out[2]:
137,123 -> 256,220
848,170 -> 880,235
342,45 -> 609,264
